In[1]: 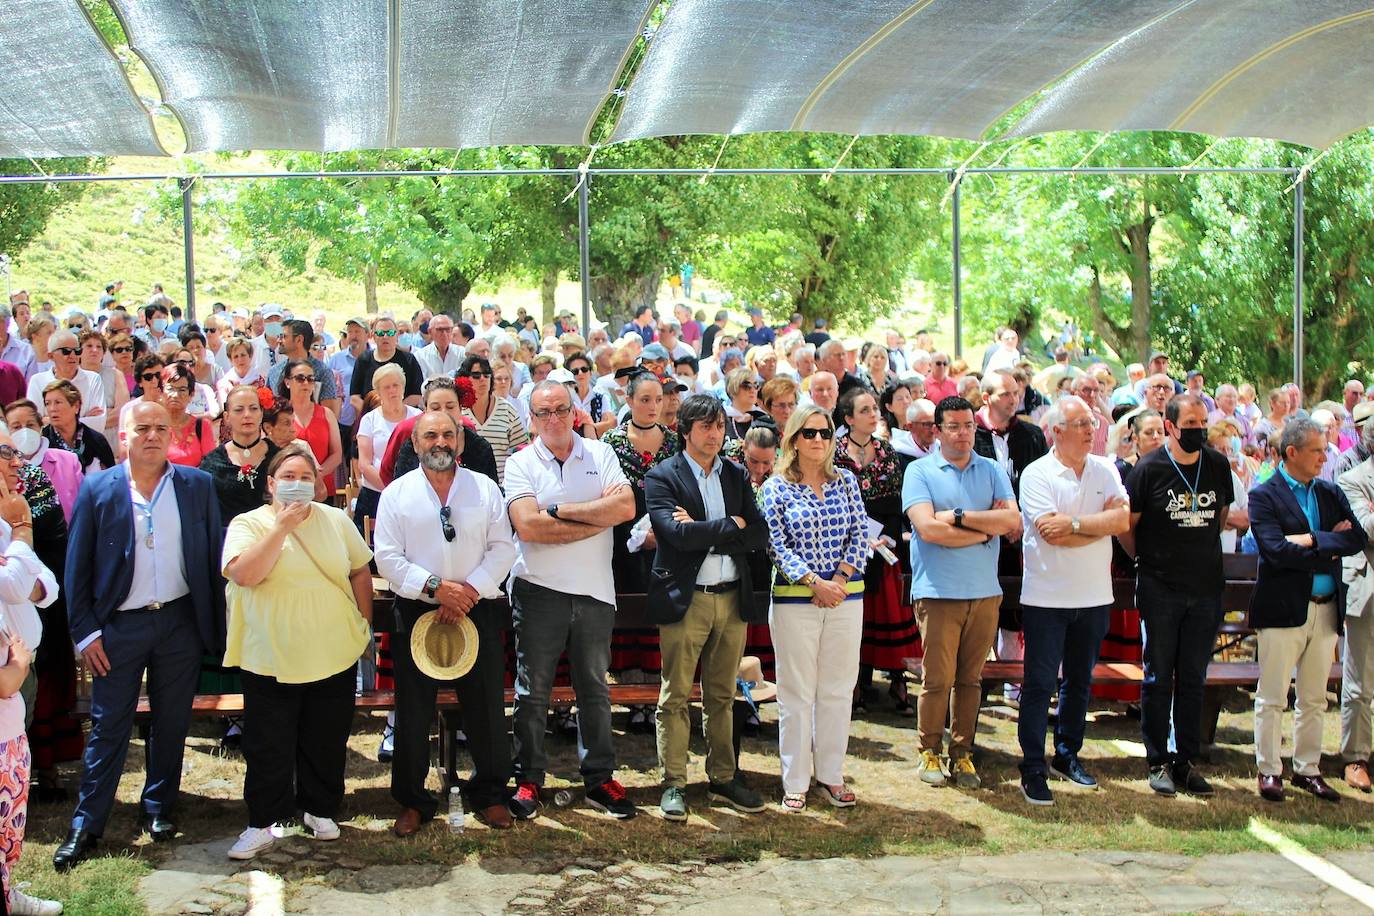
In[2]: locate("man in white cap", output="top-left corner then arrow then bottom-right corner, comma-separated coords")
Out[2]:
250,305 -> 286,378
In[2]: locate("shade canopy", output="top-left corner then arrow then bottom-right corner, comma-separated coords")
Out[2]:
3,0 -> 1372,158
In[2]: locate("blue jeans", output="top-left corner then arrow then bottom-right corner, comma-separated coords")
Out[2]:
1017,604 -> 1111,776
510,578 -> 616,789
1137,573 -> 1223,767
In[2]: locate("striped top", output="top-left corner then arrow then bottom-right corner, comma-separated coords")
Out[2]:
759,469 -> 870,588
465,397 -> 529,487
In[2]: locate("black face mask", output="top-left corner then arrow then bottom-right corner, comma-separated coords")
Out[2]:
1176,427 -> 1205,454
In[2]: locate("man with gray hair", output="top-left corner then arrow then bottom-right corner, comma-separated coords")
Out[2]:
817,339 -> 863,400
1248,416 -> 1366,802
0,304 -> 36,380
1207,384 -> 1252,443
28,328 -> 106,422
1338,418 -> 1374,792
893,398 -> 937,459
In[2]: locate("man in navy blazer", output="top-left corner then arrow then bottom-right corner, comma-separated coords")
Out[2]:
645,394 -> 769,821
54,401 -> 225,870
1249,417 -> 1366,803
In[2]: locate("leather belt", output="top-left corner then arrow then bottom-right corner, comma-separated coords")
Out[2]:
1310,593 -> 1336,605
694,580 -> 739,594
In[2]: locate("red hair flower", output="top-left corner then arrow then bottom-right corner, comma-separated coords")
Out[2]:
256,387 -> 276,410
453,376 -> 477,409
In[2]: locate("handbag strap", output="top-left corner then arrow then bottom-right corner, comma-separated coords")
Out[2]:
287,526 -> 358,609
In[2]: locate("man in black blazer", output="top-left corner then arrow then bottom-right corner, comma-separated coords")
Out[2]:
646,394 -> 769,822
1249,417 -> 1367,803
55,401 -> 225,870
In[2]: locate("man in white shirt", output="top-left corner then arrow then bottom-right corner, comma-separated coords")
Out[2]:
250,305 -> 286,378
28,329 -> 106,423
413,314 -> 465,380
374,412 -> 517,835
503,381 -> 637,821
1014,396 -> 1129,806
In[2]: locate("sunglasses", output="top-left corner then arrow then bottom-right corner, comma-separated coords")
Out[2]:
570,366 -> 592,375
52,347 -> 79,357
738,381 -> 758,390
111,345 -> 133,354
311,343 -> 328,351
139,371 -> 162,382
466,371 -> 491,379
374,328 -> 398,338
289,374 -> 316,384
175,358 -> 194,367
933,361 -> 949,366
439,505 -> 456,542
797,427 -> 834,441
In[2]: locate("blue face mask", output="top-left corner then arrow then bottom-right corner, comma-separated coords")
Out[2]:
151,318 -> 168,332
274,479 -> 314,505
264,321 -> 283,338
1230,436 -> 1243,459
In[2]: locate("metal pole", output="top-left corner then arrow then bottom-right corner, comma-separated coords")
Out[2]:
951,172 -> 962,359
1293,177 -> 1304,392
179,177 -> 196,322
578,173 -> 592,332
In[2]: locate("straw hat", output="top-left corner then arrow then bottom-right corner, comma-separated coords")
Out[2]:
410,611 -> 479,681
736,656 -> 777,703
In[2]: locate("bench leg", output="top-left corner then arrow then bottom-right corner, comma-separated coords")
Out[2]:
1200,685 -> 1226,761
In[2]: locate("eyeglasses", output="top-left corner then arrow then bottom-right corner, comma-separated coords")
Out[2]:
311,343 -> 328,351
913,420 -> 937,428
1061,418 -> 1100,432
374,328 -> 397,337
289,374 -> 316,384
165,386 -> 191,397
0,445 -> 18,461
738,381 -> 757,390
52,347 -> 79,357
1147,383 -> 1172,391
933,361 -> 949,366
139,371 -> 162,382
439,505 -> 456,542
466,371 -> 491,379
797,427 -> 834,441
175,358 -> 194,367
532,405 -> 573,420
570,365 -> 592,375
941,422 -> 978,433
111,345 -> 133,354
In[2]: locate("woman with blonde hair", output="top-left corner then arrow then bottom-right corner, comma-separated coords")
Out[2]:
759,404 -> 869,812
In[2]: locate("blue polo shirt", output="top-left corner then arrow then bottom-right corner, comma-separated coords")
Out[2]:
1278,462 -> 1335,598
902,447 -> 1014,601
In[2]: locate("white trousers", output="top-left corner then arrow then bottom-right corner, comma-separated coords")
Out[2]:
771,598 -> 863,794
1341,609 -> 1374,762
1254,601 -> 1339,777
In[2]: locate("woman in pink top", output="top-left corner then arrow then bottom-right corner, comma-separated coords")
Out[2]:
2,400 -> 81,524
163,364 -> 217,468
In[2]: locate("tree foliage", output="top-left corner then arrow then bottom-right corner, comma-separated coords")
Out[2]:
0,158 -> 104,269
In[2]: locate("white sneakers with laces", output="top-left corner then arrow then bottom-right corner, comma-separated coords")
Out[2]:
227,825 -> 275,860
8,884 -> 63,915
303,812 -> 340,841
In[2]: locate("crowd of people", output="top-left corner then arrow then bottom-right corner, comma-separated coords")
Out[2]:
0,284 -> 1368,911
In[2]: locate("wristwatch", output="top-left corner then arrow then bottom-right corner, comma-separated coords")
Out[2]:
423,575 -> 441,599
547,504 -> 561,520
1071,517 -> 1081,535
953,507 -> 965,528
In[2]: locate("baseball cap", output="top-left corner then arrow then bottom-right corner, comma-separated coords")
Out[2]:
98,294 -> 116,308
641,343 -> 672,362
546,367 -> 575,385
748,307 -> 764,318
1186,370 -> 1204,381
231,308 -> 249,320
344,316 -> 367,329
658,375 -> 686,393
1148,350 -> 1168,362
558,332 -> 587,350
260,303 -> 284,319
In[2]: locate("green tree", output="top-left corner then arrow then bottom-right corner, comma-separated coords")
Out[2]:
0,158 -> 104,271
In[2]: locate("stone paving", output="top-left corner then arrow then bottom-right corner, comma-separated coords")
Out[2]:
139,836 -> 1373,914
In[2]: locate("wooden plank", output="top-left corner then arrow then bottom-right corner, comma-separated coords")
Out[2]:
901,658 -> 1340,688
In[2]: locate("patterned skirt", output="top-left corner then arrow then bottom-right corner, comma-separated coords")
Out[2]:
859,561 -> 922,671
1093,607 -> 1142,702
0,732 -> 31,896
29,649 -> 83,770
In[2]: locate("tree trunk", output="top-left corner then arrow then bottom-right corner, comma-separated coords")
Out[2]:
364,263 -> 379,314
1085,265 -> 1129,359
1124,214 -> 1154,363
540,268 -> 559,326
590,270 -> 663,333
414,271 -> 472,316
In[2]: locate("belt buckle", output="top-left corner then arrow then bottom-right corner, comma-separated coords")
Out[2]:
146,601 -> 162,611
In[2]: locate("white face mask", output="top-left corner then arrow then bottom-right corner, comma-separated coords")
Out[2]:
273,479 -> 314,505
10,428 -> 39,459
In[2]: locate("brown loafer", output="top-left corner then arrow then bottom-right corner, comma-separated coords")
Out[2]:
393,807 -> 425,837
1257,774 -> 1285,802
1345,761 -> 1372,793
1291,773 -> 1341,802
476,803 -> 514,830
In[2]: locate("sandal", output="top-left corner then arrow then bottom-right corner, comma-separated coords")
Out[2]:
821,783 -> 857,808
780,792 -> 807,813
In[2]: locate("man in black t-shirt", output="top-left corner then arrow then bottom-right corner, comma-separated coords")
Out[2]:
1122,393 -> 1233,798
348,315 -> 424,415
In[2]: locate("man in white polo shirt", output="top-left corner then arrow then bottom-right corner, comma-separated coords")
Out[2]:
1015,395 -> 1130,806
503,381 -> 638,821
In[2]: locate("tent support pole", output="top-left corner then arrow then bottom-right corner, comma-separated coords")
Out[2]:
951,171 -> 962,359
1293,178 -> 1304,392
579,174 -> 592,332
179,177 -> 196,321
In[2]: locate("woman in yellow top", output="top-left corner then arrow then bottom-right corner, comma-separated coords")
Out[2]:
221,441 -> 373,861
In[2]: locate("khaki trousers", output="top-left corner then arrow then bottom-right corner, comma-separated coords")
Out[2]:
656,588 -> 747,787
915,596 -> 1001,757
1255,601 -> 1339,778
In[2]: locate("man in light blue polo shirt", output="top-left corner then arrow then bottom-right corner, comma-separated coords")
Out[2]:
903,395 -> 1020,790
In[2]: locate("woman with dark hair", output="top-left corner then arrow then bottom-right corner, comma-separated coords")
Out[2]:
41,379 -> 115,474
565,350 -> 614,438
458,355 -> 527,485
723,367 -> 771,441
879,382 -> 913,441
834,387 -> 919,716
161,363 -> 218,467
278,358 -> 342,501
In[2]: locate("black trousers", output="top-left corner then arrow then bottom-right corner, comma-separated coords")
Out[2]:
241,665 -> 356,828
391,597 -> 510,817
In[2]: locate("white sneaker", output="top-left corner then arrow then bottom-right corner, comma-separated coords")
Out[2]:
227,826 -> 275,860
8,884 -> 62,915
303,812 -> 340,841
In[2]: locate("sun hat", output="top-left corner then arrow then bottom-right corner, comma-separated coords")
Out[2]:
410,611 -> 479,680
737,656 -> 777,704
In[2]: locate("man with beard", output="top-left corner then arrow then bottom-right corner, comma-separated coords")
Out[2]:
374,412 -> 517,835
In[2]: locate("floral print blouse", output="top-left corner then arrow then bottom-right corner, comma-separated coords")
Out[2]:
601,423 -> 681,499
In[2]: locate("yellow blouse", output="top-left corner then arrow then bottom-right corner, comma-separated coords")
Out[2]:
222,503 -> 372,683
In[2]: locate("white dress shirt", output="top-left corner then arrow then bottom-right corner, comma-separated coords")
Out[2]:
0,519 -> 58,649
28,368 -> 106,422
690,456 -> 738,585
1018,450 -> 1127,609
250,334 -> 281,378
374,466 -> 516,602
414,342 -> 466,380
503,434 -> 629,606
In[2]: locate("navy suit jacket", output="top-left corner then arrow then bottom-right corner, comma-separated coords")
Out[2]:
1248,471 -> 1367,631
645,452 -> 770,625
65,462 -> 226,655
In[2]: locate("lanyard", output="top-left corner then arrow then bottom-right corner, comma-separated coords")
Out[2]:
1164,447 -> 1203,514
141,473 -> 172,550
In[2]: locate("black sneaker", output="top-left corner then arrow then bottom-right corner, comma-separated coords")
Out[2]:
586,779 -> 637,819
1172,762 -> 1214,797
1021,772 -> 1055,806
708,776 -> 766,813
508,782 -> 542,820
1050,754 -> 1098,789
1148,765 -> 1177,796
